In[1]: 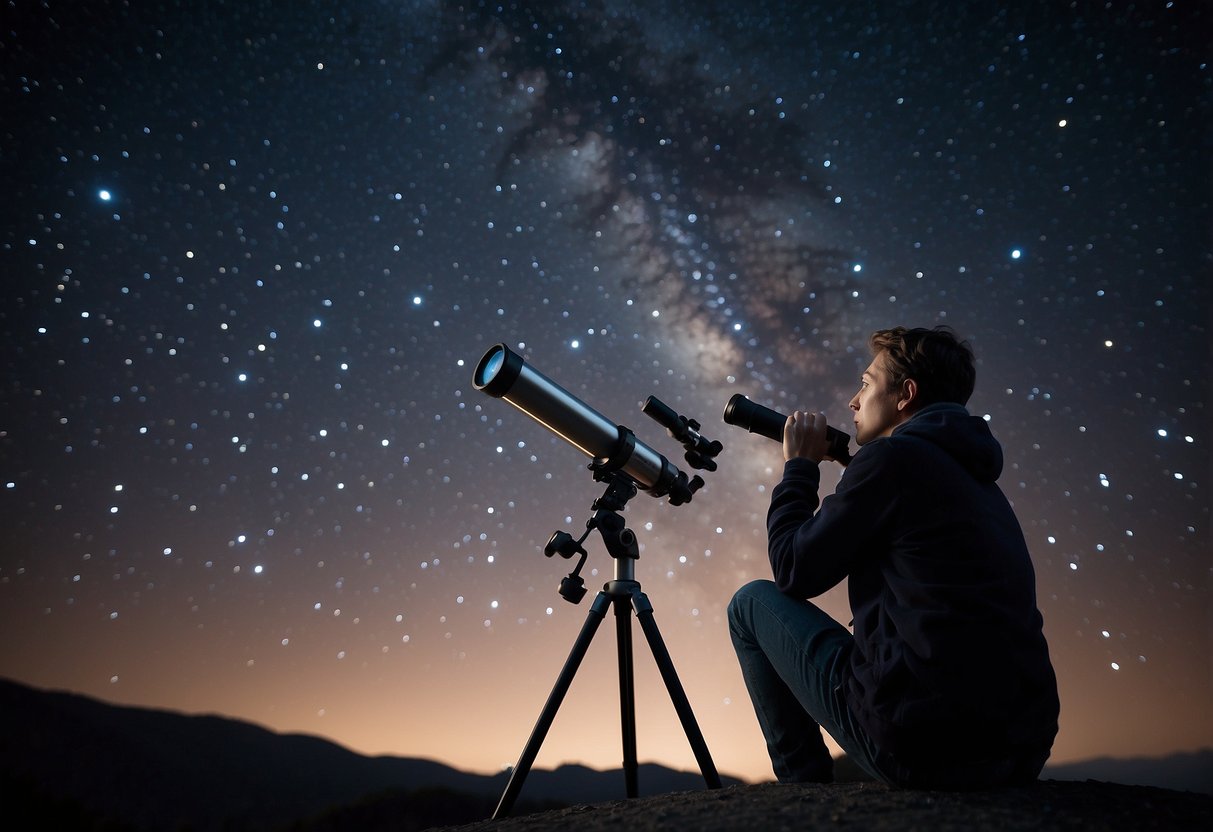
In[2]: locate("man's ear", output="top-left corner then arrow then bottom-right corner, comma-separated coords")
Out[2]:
897,378 -> 918,412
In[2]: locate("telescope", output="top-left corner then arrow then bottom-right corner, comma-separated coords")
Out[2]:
722,393 -> 852,466
473,344 -> 714,504
473,344 -> 724,816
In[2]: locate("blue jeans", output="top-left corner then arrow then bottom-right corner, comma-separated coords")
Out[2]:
728,579 -> 894,785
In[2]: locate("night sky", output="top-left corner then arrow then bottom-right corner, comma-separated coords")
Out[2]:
1,1 -> 1209,784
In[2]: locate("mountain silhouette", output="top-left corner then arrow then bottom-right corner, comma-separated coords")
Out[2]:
0,677 -> 735,830
1044,750 -> 1213,796
1,676 -> 1208,831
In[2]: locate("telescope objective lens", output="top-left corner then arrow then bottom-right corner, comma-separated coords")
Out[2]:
476,348 -> 504,388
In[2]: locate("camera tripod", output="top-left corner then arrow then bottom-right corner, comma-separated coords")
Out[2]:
492,473 -> 722,818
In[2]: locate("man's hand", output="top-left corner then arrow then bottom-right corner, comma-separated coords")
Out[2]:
783,410 -> 832,463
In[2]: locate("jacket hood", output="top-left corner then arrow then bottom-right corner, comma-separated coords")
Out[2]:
892,402 -> 1004,482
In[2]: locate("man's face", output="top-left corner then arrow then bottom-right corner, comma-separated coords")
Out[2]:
848,353 -> 911,445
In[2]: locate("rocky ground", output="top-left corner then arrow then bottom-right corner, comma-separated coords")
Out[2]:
435,779 -> 1212,832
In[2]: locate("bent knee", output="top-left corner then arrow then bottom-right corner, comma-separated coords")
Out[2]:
727,578 -> 779,623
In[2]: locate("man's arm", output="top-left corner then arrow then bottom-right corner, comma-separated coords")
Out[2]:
768,439 -> 900,598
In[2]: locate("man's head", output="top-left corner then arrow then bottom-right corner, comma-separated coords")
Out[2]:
849,326 -> 976,444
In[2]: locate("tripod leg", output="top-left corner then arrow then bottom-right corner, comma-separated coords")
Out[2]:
493,591 -> 612,819
631,590 -> 723,789
614,596 -> 639,798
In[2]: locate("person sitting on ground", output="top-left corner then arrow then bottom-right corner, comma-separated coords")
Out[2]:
729,325 -> 1059,788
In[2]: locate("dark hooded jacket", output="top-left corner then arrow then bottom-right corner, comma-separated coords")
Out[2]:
768,403 -> 1059,781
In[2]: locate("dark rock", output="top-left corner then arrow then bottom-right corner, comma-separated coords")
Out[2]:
437,780 -> 1213,832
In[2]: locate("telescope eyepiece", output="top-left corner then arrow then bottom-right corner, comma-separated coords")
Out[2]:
643,395 -> 723,472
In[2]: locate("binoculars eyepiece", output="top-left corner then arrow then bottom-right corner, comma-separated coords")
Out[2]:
722,394 -> 852,466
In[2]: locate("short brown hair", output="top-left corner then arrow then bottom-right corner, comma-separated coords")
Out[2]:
869,326 -> 976,407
